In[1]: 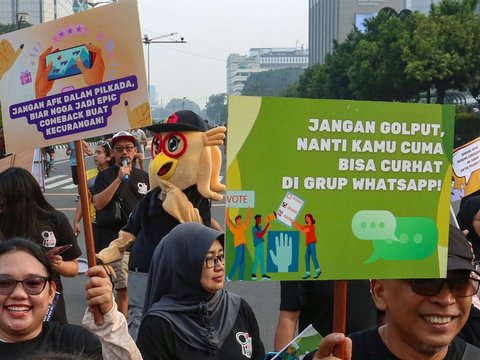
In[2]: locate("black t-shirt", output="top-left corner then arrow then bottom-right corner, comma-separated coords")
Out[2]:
136,298 -> 265,360
0,321 -> 102,359
350,327 -> 472,360
38,209 -> 82,324
127,186 -> 211,269
458,305 -> 480,348
279,280 -> 376,336
93,165 -> 149,246
38,209 -> 82,261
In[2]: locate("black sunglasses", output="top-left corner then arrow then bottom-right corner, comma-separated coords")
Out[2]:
408,276 -> 480,297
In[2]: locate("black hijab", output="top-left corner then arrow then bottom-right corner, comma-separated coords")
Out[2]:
142,222 -> 241,354
457,196 -> 480,259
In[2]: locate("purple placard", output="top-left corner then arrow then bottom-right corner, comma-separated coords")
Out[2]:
9,75 -> 138,139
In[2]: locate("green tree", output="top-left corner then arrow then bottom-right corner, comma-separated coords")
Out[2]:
291,0 -> 480,105
0,22 -> 31,34
163,98 -> 201,117
292,64 -> 325,98
291,32 -> 361,99
321,33 -> 361,99
241,68 -> 305,96
205,93 -> 227,125
404,0 -> 480,103
348,10 -> 424,101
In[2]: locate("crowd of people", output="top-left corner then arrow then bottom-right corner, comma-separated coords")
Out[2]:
2,115 -> 480,359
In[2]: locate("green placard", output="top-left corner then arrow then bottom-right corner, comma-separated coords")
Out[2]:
225,96 -> 454,281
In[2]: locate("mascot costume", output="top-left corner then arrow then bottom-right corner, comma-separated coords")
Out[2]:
97,110 -> 226,338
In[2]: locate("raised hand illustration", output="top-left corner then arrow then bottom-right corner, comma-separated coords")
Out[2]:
0,40 -> 23,81
269,232 -> 293,272
125,100 -> 152,128
76,43 -> 105,85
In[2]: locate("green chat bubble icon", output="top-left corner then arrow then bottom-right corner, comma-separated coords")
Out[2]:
352,210 -> 399,242
365,217 -> 438,264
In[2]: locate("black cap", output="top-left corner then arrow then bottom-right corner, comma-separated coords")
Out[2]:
448,225 -> 480,275
146,110 -> 208,133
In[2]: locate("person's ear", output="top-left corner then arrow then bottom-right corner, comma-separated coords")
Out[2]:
371,279 -> 388,311
48,280 -> 57,303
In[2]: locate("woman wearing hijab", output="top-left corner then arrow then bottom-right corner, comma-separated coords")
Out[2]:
137,222 -> 265,359
456,195 -> 480,259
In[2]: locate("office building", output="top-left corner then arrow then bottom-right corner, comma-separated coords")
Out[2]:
309,0 -> 406,65
0,0 -> 88,26
227,47 -> 308,95
149,85 -> 158,105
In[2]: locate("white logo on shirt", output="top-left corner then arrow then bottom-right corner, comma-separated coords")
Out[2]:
137,182 -> 148,194
236,332 -> 252,358
42,231 -> 57,247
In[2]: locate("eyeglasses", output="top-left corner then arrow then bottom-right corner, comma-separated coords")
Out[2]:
97,140 -> 111,149
407,276 -> 480,297
151,132 -> 187,159
0,275 -> 50,295
205,254 -> 225,269
113,145 -> 135,152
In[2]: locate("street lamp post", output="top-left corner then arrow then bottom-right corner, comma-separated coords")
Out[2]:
16,12 -> 28,29
15,0 -> 29,29
142,33 -> 186,96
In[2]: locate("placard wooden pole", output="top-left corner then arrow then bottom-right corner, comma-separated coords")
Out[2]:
74,140 -> 103,325
332,280 -> 347,358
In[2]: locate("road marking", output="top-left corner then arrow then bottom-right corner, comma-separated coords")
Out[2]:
63,184 -> 78,189
44,193 -> 78,196
42,174 -> 224,191
44,175 -> 68,183
45,178 -> 75,189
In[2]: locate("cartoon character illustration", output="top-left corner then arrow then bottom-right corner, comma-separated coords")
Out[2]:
226,207 -> 252,281
0,39 -> 23,81
124,100 -> 153,129
251,214 -> 272,281
35,43 -> 105,98
451,176 -> 465,202
292,213 -> 321,279
96,110 -> 226,338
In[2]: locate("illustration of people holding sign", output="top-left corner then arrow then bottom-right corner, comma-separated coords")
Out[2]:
252,213 -> 274,281
292,213 -> 321,279
226,96 -> 454,281
226,207 -> 252,281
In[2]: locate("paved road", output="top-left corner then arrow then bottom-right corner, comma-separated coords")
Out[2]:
44,150 -> 280,352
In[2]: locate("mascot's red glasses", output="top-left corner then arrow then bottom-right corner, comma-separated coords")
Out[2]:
151,132 -> 188,159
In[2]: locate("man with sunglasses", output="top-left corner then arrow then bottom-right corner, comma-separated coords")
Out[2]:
311,225 -> 480,360
92,131 -> 149,317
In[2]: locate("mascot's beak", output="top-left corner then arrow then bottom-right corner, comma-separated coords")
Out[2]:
151,152 -> 178,180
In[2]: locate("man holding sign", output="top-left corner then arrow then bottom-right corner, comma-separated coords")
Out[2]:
310,226 -> 480,360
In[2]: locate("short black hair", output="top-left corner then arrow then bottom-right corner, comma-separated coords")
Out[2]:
0,237 -> 53,277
